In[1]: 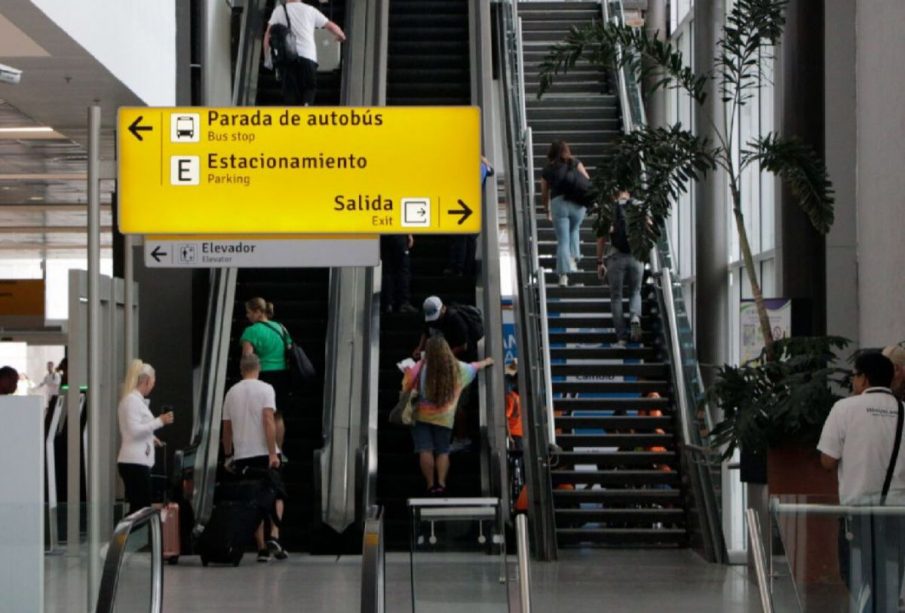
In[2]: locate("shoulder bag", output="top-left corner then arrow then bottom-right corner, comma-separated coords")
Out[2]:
269,1 -> 299,69
259,321 -> 315,385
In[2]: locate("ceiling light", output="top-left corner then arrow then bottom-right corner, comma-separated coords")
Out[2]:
28,196 -> 44,201
0,127 -> 53,133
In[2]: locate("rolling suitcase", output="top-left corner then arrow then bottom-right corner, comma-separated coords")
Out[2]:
153,443 -> 181,564
196,499 -> 260,567
159,502 -> 181,564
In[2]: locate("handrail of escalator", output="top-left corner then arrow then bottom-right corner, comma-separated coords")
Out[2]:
189,1 -> 264,532
495,0 -> 560,560
601,0 -> 727,563
360,505 -> 385,613
95,507 -> 163,613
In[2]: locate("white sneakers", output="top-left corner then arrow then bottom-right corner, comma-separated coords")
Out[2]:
558,274 -> 569,287
630,317 -> 642,342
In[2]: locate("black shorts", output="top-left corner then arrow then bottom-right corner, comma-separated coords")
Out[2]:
233,456 -> 287,500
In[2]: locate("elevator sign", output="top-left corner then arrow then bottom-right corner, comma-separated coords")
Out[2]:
117,107 -> 482,235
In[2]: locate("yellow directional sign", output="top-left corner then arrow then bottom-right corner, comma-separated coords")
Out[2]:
117,107 -> 482,235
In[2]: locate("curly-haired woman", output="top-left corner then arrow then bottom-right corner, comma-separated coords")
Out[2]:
402,336 -> 493,495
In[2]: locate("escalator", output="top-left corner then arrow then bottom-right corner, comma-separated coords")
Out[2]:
376,0 -> 479,549
184,0 -> 349,555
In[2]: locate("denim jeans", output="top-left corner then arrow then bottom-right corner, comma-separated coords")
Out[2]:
606,251 -> 644,339
550,196 -> 586,275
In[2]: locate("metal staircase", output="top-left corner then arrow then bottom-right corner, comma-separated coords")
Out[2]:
519,1 -> 688,548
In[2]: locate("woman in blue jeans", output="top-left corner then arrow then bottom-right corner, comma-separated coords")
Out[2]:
540,140 -> 591,287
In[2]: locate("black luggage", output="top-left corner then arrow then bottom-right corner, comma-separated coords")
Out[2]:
196,499 -> 260,567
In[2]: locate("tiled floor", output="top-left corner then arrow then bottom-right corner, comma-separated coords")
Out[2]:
46,548 -> 761,612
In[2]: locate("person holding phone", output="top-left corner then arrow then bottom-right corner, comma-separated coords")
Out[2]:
117,359 -> 174,512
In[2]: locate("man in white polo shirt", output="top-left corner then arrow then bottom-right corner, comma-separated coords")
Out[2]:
264,0 -> 346,105
222,353 -> 287,563
818,351 -> 905,609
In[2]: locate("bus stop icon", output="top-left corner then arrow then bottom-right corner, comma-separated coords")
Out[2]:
171,113 -> 200,143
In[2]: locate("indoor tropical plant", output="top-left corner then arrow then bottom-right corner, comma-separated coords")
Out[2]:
537,0 -> 834,362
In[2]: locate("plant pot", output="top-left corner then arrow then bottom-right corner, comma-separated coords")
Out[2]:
768,445 -> 840,586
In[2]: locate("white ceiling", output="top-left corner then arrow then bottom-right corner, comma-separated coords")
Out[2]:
0,0 -> 143,258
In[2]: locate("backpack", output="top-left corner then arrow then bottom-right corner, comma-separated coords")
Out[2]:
449,303 -> 484,343
555,161 -> 596,207
269,3 -> 298,69
611,200 -> 631,254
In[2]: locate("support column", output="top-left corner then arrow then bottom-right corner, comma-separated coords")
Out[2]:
693,0 -> 729,377
823,0 -> 858,347
644,0 -> 669,129
775,0 -> 826,336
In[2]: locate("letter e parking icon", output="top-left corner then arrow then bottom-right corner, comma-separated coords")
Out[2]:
171,156 -> 200,186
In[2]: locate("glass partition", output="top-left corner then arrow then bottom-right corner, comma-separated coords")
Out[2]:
408,498 -> 508,612
767,494 -> 905,612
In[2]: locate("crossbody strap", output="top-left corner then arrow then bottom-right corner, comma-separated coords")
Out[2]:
872,389 -> 905,502
258,321 -> 290,349
282,1 -> 292,29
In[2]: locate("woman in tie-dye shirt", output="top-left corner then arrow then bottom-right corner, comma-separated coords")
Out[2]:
402,336 -> 493,495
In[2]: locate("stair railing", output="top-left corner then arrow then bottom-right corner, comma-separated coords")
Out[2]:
496,0 -> 560,561
602,0 -> 727,562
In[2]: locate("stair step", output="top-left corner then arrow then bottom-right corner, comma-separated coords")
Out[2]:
551,363 -> 667,378
555,508 -> 686,525
552,380 -> 669,394
553,450 -> 677,467
557,528 -> 687,546
548,330 -> 657,345
556,433 -> 675,448
551,469 -> 679,487
546,315 -> 655,329
550,347 -> 658,360
553,397 -> 671,412
555,416 -> 673,430
553,488 -> 682,504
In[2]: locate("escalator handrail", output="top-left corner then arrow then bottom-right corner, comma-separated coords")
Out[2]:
496,0 -> 560,559
190,1 -> 266,531
360,505 -> 385,613
601,0 -> 727,563
95,507 -> 163,613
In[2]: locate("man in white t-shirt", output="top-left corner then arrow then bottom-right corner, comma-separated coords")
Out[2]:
222,353 -> 287,562
818,351 -> 905,607
35,361 -> 61,406
264,0 -> 346,105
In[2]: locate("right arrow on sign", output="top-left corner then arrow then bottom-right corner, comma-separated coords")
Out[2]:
150,246 -> 168,262
449,199 -> 473,226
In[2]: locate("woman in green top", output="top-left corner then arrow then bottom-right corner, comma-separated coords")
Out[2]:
240,297 -> 291,446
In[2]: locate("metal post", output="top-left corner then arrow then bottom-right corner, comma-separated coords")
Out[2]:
124,235 -> 135,365
746,508 -> 774,613
87,104 -> 102,612
516,514 -> 532,613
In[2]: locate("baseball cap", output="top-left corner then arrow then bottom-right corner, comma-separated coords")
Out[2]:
423,296 -> 443,322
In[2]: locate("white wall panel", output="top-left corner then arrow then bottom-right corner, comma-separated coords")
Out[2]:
29,0 -> 176,105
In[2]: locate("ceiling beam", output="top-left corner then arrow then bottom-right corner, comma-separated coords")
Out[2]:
0,226 -> 113,233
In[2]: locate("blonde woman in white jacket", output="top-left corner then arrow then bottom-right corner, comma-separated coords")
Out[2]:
117,359 -> 174,511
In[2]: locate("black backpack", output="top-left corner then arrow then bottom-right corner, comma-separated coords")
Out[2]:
611,200 -> 631,254
269,3 -> 298,69
555,161 -> 596,207
449,303 -> 484,343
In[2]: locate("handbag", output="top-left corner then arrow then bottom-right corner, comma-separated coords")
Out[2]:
259,322 -> 315,385
269,2 -> 299,69
388,388 -> 417,426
